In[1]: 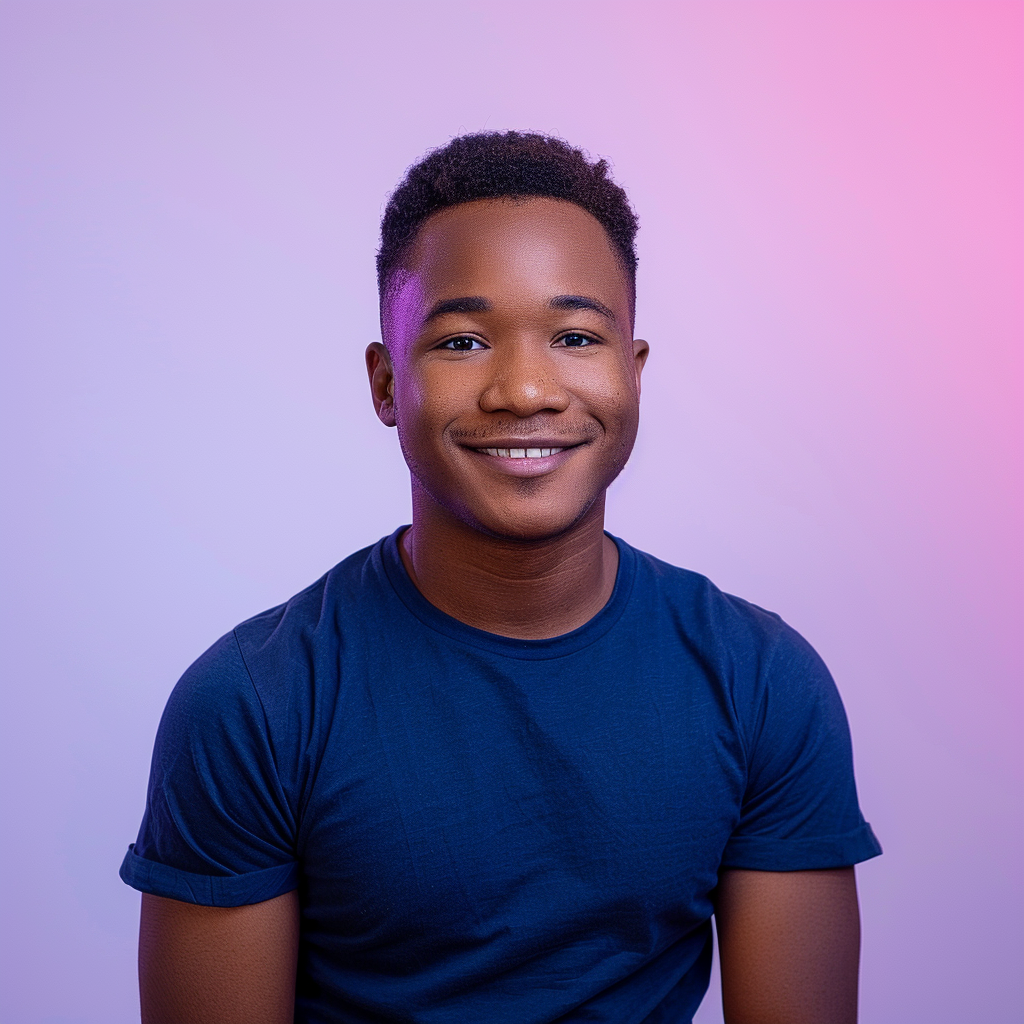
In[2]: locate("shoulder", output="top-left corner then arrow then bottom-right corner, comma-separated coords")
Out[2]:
156,630 -> 255,750
151,538 -> 390,801
619,539 -> 840,730
232,539 -> 382,663
164,538 -> 386,743
221,538 -> 389,703
623,540 -> 797,662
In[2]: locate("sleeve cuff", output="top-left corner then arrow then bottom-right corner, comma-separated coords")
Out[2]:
721,822 -> 882,872
119,844 -> 299,907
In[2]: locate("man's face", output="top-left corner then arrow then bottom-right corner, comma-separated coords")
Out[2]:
369,197 -> 648,541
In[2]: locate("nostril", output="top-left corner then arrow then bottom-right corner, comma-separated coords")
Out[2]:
479,370 -> 571,417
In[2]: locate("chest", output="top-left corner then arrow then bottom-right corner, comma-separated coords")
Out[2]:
296,640 -> 746,948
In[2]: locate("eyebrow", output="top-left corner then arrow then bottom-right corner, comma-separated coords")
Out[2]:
423,296 -> 492,323
549,294 -> 617,322
421,293 -> 618,326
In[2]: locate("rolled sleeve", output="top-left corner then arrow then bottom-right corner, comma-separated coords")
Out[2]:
119,844 -> 298,906
722,822 -> 882,871
121,630 -> 299,906
725,623 -> 882,871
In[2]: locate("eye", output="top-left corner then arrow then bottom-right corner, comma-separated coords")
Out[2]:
557,332 -> 599,348
438,335 -> 487,351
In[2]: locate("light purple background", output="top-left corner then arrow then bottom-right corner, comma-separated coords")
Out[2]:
1,3 -> 1021,1022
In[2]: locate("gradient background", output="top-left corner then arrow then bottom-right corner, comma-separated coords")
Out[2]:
1,2 -> 1021,1021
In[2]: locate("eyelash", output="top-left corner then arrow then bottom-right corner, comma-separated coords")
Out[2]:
438,336 -> 487,351
557,332 -> 599,348
437,332 -> 600,351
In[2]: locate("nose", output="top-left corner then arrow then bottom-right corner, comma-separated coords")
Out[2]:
478,341 -> 570,417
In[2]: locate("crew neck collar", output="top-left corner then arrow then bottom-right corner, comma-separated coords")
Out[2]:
379,526 -> 636,661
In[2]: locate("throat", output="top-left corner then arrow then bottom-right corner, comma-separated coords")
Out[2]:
397,512 -> 618,640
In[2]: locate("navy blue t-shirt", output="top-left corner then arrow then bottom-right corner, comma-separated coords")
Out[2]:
121,529 -> 880,1024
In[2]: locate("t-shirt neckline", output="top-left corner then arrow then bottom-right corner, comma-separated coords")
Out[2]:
379,526 -> 637,661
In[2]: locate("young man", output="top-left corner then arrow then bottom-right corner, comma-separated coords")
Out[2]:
121,132 -> 881,1024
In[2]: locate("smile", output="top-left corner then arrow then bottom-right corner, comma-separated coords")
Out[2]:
480,447 -> 566,459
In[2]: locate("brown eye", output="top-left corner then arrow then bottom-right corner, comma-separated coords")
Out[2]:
440,336 -> 486,351
559,333 -> 597,348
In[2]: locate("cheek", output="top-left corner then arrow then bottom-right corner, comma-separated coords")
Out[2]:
571,360 -> 639,421
396,366 -> 469,448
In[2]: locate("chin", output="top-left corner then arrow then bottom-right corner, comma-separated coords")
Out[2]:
411,458 -> 615,544
458,494 -> 604,544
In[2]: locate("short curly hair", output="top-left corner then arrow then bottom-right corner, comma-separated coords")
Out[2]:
377,131 -> 638,310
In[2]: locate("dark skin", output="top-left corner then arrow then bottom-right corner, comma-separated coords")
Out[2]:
138,197 -> 861,1023
368,197 -> 645,639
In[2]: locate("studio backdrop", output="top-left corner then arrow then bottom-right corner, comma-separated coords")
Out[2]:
1,3 -> 1021,1022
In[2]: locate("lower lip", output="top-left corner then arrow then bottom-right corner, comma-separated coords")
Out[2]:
465,446 -> 581,477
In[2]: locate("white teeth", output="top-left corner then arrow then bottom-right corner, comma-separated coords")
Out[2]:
481,447 -> 566,459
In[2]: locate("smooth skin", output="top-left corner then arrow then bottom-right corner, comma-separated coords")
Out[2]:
139,890 -> 298,1024
138,197 -> 861,1023
368,197 -> 647,638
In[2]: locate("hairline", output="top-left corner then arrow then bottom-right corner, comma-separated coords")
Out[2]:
378,196 -> 637,331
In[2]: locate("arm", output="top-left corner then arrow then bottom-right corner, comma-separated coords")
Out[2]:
139,890 -> 299,1024
715,867 -> 860,1024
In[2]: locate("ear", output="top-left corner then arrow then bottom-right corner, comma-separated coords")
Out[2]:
365,342 -> 397,427
632,337 -> 650,397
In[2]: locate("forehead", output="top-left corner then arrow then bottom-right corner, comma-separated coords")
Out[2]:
384,198 -> 630,331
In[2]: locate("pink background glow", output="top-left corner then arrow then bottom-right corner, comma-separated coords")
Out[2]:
1,3 -> 1021,1021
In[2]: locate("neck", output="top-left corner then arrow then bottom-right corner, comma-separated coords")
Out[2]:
399,488 -> 619,640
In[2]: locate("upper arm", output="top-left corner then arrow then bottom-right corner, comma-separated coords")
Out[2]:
139,890 -> 299,1024
715,867 -> 860,1024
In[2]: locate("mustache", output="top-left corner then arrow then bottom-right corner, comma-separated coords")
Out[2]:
448,421 -> 602,445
